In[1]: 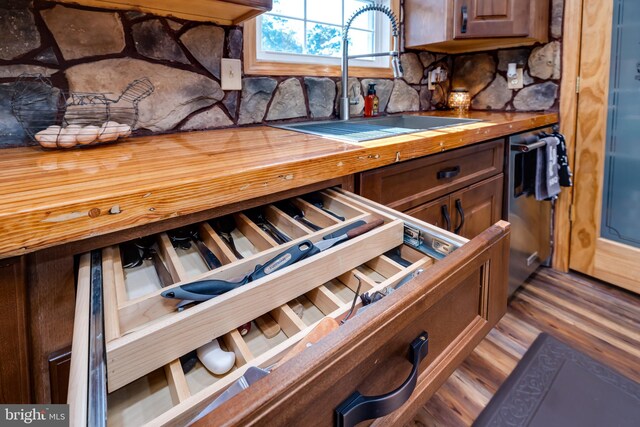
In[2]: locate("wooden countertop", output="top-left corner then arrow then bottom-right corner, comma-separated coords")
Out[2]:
0,111 -> 557,259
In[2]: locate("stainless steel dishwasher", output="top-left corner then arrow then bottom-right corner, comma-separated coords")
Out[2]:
507,127 -> 555,296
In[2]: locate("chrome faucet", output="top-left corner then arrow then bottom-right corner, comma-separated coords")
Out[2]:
340,3 -> 403,121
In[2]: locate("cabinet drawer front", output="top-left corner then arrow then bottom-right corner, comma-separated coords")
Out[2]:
358,139 -> 504,212
68,189 -> 509,427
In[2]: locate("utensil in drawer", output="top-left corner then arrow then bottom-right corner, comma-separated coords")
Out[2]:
245,209 -> 291,244
356,268 -> 425,317
302,193 -> 346,221
212,216 -> 243,259
188,318 -> 339,425
161,241 -> 317,301
321,220 -> 366,240
275,200 -> 323,231
313,219 -> 385,252
134,237 -> 174,288
180,350 -> 198,374
383,247 -> 412,268
168,228 -> 222,270
120,241 -> 143,268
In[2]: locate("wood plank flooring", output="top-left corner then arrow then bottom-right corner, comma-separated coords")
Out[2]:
407,267 -> 640,427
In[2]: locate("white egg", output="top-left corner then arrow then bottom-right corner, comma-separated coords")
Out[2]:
35,126 -> 62,148
116,124 -> 131,138
98,121 -> 120,143
58,127 -> 80,148
76,126 -> 100,145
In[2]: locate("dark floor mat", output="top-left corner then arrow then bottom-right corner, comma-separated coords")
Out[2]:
473,333 -> 640,427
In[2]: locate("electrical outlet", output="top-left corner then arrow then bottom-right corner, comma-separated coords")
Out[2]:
507,66 -> 524,90
428,67 -> 448,90
221,58 -> 242,91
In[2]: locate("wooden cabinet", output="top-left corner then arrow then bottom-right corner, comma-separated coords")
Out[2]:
0,258 -> 30,404
407,195 -> 452,231
56,0 -> 272,25
357,139 -> 504,213
66,188 -> 509,426
450,174 -> 504,239
405,174 -> 503,240
404,0 -> 549,53
358,139 -> 505,240
454,0 -> 530,38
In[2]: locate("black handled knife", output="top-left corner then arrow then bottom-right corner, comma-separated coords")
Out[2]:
161,240 -> 317,301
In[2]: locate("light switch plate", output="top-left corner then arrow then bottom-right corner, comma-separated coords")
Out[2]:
221,59 -> 242,91
507,68 -> 524,89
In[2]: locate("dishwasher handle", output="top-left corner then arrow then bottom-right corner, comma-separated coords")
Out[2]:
510,133 -> 548,152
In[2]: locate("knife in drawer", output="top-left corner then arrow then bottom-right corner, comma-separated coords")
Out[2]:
313,219 -> 384,252
161,241 -> 317,301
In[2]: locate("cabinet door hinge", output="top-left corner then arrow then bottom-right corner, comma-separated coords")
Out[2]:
576,76 -> 581,94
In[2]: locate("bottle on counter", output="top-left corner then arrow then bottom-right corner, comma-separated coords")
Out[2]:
364,83 -> 379,117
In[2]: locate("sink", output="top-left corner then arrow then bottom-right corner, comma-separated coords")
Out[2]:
273,115 -> 480,143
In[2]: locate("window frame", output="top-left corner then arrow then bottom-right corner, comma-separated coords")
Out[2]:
243,0 -> 401,78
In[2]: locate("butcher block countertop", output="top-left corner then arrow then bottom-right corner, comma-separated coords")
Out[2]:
0,111 -> 557,259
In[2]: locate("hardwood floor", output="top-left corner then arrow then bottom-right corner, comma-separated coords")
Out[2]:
407,267 -> 640,427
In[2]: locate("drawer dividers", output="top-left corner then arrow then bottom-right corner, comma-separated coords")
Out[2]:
116,214 -> 371,337
365,255 -> 405,279
157,233 -> 187,282
165,359 -> 191,404
292,198 -> 341,228
338,270 -> 376,293
199,223 -> 236,265
105,219 -> 404,391
306,285 -> 343,315
270,304 -> 306,337
264,205 -> 312,237
68,254 -> 91,426
146,256 -> 434,427
234,213 -> 278,250
102,247 -> 121,342
222,330 -> 254,366
112,245 -> 128,309
318,191 -> 369,219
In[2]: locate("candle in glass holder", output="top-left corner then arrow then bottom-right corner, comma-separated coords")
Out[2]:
448,89 -> 471,115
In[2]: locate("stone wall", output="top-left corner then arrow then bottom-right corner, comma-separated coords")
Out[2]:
450,0 -> 563,112
0,0 -> 562,148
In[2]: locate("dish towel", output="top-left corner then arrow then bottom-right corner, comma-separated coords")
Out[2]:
535,136 -> 561,201
554,132 -> 573,187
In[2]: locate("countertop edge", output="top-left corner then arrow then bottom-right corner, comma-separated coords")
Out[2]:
0,112 -> 558,258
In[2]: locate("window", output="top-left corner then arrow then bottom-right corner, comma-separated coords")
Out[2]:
246,0 -> 396,76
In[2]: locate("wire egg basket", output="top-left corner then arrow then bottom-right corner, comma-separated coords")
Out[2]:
11,74 -> 154,149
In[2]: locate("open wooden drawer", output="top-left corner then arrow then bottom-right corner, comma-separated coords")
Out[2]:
69,188 -> 510,427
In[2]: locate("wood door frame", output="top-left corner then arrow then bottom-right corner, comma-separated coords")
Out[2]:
552,0 -> 583,272
566,0 -> 640,293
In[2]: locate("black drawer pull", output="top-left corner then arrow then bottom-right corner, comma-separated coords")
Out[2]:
441,204 -> 451,231
437,166 -> 460,179
461,5 -> 468,33
454,199 -> 465,234
335,332 -> 429,427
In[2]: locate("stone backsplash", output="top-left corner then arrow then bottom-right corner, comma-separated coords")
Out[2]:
0,0 -> 562,148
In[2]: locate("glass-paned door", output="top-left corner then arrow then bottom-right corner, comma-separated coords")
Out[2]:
600,0 -> 640,247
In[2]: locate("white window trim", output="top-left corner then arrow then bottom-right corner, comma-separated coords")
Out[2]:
255,0 -> 392,69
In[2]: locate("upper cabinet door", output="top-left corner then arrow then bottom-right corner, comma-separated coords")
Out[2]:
454,0 -> 531,39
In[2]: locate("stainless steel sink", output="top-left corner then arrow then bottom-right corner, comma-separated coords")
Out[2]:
273,115 -> 480,143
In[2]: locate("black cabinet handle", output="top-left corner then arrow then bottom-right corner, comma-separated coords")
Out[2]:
335,332 -> 429,427
461,5 -> 468,33
454,199 -> 465,234
441,204 -> 451,231
436,166 -> 460,180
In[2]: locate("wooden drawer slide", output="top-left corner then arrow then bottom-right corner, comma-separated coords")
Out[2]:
68,189 -> 509,427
